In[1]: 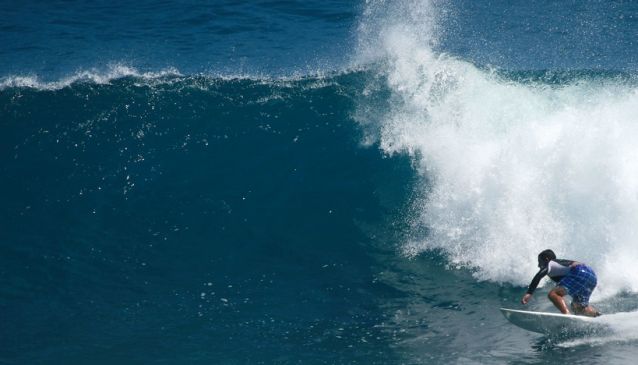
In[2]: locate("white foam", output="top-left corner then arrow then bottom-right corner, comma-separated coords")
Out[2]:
356,0 -> 638,299
558,311 -> 638,347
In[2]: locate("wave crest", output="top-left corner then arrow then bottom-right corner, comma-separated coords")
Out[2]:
0,64 -> 183,90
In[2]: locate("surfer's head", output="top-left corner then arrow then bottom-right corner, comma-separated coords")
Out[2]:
537,249 -> 556,268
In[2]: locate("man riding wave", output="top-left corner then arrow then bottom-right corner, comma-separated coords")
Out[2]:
521,249 -> 601,317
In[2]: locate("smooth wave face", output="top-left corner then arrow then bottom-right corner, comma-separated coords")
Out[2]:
0,73 -> 420,364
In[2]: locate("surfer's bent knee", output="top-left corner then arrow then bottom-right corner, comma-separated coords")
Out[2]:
548,286 -> 566,298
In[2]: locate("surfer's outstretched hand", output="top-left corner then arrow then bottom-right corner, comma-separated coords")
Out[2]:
521,293 -> 532,304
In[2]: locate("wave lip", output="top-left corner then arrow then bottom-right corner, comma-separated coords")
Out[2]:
0,64 -> 183,91
0,63 -> 373,92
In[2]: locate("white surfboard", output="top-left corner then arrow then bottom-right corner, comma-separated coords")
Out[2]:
500,308 -> 609,336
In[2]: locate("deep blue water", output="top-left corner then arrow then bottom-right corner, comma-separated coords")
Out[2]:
0,0 -> 357,78
3,1 -> 638,364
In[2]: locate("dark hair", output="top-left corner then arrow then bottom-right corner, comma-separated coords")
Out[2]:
538,249 -> 556,262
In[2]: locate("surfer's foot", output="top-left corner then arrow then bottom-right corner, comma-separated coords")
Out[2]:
584,311 -> 601,317
586,306 -> 602,317
571,303 -> 601,317
581,306 -> 601,317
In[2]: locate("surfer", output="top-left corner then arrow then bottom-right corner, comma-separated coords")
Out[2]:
521,249 -> 601,317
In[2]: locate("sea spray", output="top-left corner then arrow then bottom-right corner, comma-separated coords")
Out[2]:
557,310 -> 638,348
355,0 -> 638,300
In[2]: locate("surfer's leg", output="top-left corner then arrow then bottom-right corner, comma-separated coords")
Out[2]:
569,267 -> 599,317
548,286 -> 570,314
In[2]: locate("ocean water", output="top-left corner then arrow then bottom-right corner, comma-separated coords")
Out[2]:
2,1 -> 638,364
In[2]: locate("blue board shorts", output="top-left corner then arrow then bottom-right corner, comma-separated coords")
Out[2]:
558,264 -> 597,306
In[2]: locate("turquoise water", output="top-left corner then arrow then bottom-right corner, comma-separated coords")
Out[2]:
3,1 -> 638,364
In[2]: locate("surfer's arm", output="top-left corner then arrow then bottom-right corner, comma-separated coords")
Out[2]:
526,268 -> 547,294
521,268 -> 547,304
